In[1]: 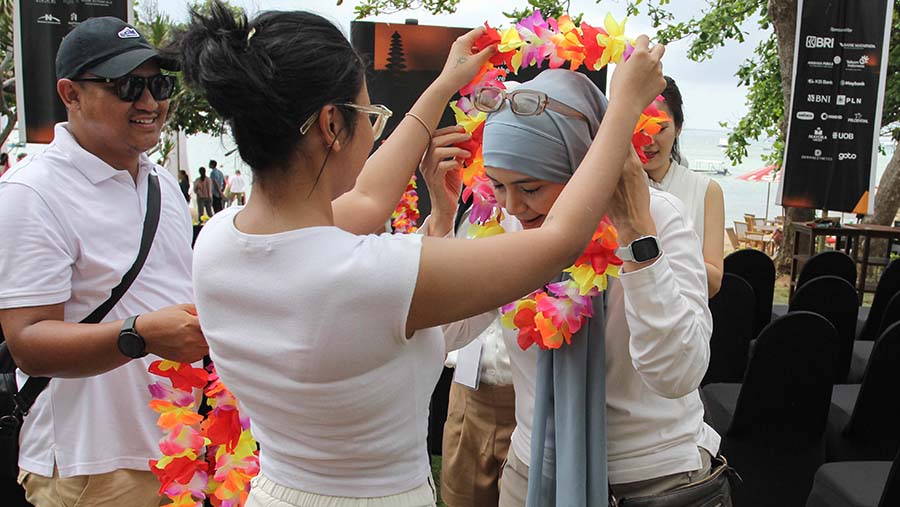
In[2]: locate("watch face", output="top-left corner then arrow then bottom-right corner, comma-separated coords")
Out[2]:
118,332 -> 146,358
631,237 -> 661,262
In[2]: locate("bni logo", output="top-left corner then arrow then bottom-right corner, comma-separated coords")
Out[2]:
806,35 -> 834,48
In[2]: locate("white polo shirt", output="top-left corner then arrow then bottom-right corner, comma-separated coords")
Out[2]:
0,123 -> 195,478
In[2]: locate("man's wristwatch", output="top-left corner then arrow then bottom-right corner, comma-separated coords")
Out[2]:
117,315 -> 148,359
616,236 -> 662,263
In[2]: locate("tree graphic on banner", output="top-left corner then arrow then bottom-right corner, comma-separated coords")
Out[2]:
386,30 -> 407,72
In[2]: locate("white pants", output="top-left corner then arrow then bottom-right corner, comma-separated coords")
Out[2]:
246,474 -> 437,507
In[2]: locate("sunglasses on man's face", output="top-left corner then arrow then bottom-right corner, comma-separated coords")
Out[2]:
72,74 -> 177,102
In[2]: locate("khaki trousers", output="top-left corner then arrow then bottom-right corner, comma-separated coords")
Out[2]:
440,382 -> 516,507
498,447 -> 713,506
18,466 -> 164,507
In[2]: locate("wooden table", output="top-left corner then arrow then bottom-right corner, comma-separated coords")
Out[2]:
845,223 -> 900,300
791,222 -> 900,303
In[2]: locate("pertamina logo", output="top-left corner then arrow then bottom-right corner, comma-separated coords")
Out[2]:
806,35 -> 834,49
117,26 -> 140,39
833,132 -> 854,140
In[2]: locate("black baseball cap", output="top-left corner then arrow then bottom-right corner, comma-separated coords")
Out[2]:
56,17 -> 177,80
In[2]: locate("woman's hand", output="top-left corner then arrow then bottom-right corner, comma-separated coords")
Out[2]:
609,149 -> 656,247
421,126 -> 471,236
435,27 -> 497,96
609,35 -> 667,115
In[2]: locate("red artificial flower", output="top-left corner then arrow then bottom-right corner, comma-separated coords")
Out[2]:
149,361 -> 210,392
202,408 -> 243,452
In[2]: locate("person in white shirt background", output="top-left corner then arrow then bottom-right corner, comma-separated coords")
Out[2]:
229,169 -> 247,205
642,76 -> 725,297
183,2 -> 666,506
423,69 -> 719,507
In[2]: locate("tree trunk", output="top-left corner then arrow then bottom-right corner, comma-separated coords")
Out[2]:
769,0 -> 815,273
865,148 -> 900,226
0,51 -> 14,148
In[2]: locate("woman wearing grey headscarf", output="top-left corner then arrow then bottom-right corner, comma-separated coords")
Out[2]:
423,69 -> 719,507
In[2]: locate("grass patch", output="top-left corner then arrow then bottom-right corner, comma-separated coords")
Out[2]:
431,454 -> 447,506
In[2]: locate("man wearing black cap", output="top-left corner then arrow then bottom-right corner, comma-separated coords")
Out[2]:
0,17 -> 207,507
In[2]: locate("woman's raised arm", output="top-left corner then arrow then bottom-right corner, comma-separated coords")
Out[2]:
332,28 -> 494,234
406,36 -> 667,335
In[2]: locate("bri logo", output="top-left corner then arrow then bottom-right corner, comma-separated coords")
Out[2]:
806,35 -> 834,49
117,26 -> 140,39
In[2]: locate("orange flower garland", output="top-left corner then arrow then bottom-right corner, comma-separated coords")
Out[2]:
148,360 -> 259,507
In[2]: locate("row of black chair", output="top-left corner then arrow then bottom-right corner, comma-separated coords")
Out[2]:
704,252 -> 900,505
703,312 -> 900,505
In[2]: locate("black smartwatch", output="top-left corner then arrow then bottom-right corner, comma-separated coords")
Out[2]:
616,236 -> 662,263
117,315 -> 148,359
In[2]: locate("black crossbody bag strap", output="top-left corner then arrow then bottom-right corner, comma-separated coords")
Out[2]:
12,173 -> 161,419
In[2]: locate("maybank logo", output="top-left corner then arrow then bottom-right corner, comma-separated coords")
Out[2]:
117,26 -> 140,39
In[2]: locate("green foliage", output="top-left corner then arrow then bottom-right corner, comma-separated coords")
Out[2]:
631,0 -> 900,164
351,0 -> 461,19
503,0 -> 581,25
135,0 -> 226,138
639,0 -> 769,61
723,34 -> 784,166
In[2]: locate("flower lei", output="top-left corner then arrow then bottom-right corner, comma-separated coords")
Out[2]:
445,11 -> 669,351
148,360 -> 259,507
391,175 -> 420,233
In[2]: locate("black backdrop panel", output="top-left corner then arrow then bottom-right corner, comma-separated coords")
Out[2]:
780,0 -> 892,212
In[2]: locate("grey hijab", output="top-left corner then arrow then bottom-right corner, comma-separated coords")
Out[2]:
483,69 -> 610,507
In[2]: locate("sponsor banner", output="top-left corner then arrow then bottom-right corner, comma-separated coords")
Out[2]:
14,0 -> 132,144
350,20 -> 607,227
778,0 -> 892,213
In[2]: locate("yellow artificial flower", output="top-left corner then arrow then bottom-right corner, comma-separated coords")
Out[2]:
596,13 -> 628,68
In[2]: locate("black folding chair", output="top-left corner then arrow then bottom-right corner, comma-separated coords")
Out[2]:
790,276 -> 859,383
724,249 -> 775,340
807,448 -> 900,507
704,273 -> 755,386
703,312 -> 837,507
826,321 -> 900,462
858,259 -> 900,341
797,250 -> 857,289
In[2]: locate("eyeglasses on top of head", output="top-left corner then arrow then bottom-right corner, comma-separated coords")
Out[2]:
71,73 -> 177,102
299,103 -> 393,140
473,87 -> 594,136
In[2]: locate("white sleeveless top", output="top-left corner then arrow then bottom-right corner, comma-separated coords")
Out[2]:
650,160 -> 710,242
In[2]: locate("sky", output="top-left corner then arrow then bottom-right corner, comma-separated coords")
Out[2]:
153,0 -> 771,131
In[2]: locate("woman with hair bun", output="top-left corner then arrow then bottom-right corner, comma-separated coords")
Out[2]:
641,76 -> 725,296
181,2 -> 666,505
